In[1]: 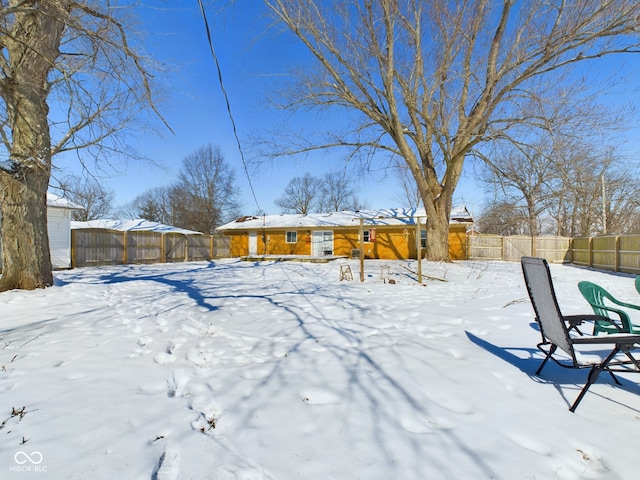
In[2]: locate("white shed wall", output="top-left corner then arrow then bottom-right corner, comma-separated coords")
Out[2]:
47,207 -> 72,269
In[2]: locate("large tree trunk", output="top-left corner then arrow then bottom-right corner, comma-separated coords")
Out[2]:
0,176 -> 52,290
0,2 -> 68,292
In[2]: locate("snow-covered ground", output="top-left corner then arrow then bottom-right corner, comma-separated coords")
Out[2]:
2,258 -> 640,479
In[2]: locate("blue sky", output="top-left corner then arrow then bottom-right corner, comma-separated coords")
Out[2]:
53,1 -> 640,219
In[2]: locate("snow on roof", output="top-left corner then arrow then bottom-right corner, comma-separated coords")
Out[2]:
71,219 -> 203,235
47,193 -> 84,210
217,206 -> 473,231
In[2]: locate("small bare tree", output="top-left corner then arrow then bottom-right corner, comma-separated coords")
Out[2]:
0,2 -> 167,291
318,171 -> 364,212
275,173 -> 322,214
58,174 -> 115,221
127,186 -> 175,224
172,145 -> 241,234
265,0 -> 640,261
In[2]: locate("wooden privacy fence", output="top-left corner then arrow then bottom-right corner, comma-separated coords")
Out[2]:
467,234 -> 640,274
572,235 -> 640,274
71,229 -> 230,268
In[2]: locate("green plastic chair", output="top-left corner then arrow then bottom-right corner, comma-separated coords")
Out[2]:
636,276 -> 640,295
578,281 -> 640,335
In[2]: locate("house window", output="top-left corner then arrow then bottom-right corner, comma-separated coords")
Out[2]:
363,229 -> 371,242
286,231 -> 297,243
421,230 -> 427,248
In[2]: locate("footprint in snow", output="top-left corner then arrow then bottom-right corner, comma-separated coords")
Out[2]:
154,442 -> 180,480
167,370 -> 191,398
154,352 -> 176,364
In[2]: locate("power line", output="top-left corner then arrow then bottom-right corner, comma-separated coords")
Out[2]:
196,0 -> 262,214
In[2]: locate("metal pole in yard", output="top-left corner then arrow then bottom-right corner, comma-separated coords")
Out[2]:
359,218 -> 365,282
416,217 -> 422,283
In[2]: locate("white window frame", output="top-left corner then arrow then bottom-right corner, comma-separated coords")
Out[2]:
286,231 -> 297,244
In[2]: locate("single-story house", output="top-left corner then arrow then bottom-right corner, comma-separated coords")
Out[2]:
216,206 -> 474,260
0,193 -> 83,270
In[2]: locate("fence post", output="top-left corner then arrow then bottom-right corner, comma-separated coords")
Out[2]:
568,237 -> 573,263
588,236 -> 593,268
531,236 -> 536,257
615,235 -> 620,272
71,230 -> 76,268
161,234 -> 166,263
184,235 -> 189,262
123,232 -> 128,264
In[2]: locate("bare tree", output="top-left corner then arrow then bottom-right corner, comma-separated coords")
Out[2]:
553,151 -> 640,236
479,136 -> 640,236
318,171 -> 364,212
129,186 -> 175,224
58,174 -> 114,221
275,173 -> 322,214
0,2 -> 167,291
171,145 -> 241,234
264,0 -> 640,261
477,201 -> 530,236
479,141 -> 560,236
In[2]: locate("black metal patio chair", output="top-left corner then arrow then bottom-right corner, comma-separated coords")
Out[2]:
521,256 -> 640,412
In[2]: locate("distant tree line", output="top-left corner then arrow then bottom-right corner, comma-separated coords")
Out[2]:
476,138 -> 640,237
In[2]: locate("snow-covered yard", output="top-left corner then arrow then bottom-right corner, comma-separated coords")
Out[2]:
1,258 -> 639,479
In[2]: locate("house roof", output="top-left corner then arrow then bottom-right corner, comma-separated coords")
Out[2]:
47,193 -> 84,210
71,219 -> 202,235
217,206 -> 473,231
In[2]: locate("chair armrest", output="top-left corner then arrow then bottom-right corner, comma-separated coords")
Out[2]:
581,303 -> 634,332
563,313 -> 628,333
610,298 -> 640,312
572,333 -> 640,345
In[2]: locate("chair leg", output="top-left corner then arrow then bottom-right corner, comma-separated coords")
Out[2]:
536,344 -> 556,375
607,370 -> 622,385
569,347 -> 620,412
570,366 -> 603,412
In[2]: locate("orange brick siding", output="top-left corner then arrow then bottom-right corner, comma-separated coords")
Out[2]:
226,225 -> 468,260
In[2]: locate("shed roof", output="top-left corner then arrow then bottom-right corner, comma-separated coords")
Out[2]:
71,219 -> 202,235
217,206 -> 473,231
47,193 -> 83,210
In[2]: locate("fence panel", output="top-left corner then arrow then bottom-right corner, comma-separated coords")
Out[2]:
164,234 -> 187,263
535,237 -> 572,263
591,236 -> 617,271
503,236 -> 533,261
467,235 -> 503,260
619,235 -> 640,274
212,234 -> 230,258
188,235 -> 211,262
72,229 -> 125,267
571,237 -> 591,266
127,231 -> 162,264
